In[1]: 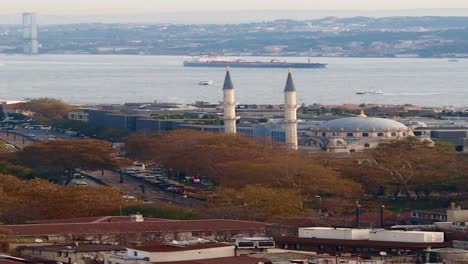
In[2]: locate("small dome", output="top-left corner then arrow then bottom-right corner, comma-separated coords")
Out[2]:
320,117 -> 409,132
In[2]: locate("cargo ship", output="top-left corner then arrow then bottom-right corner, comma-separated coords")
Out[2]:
183,56 -> 327,69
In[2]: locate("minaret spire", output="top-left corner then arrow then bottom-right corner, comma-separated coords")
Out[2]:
283,69 -> 299,150
222,68 -> 238,134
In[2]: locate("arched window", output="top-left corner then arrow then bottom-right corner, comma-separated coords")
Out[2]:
362,133 -> 369,137
364,143 -> 370,148
350,149 -> 356,153
322,133 -> 327,137
402,132 -> 406,136
347,133 -> 354,137
377,133 -> 384,137
391,132 -> 397,137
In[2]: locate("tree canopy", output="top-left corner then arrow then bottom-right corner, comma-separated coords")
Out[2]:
0,174 -> 136,224
18,98 -> 74,118
126,130 -> 362,199
15,139 -> 126,183
334,138 -> 467,198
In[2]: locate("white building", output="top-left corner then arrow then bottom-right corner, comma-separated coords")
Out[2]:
105,241 -> 235,264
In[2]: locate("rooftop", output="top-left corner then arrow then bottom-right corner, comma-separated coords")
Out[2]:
17,244 -> 126,253
319,116 -> 409,132
25,216 -> 172,224
275,236 -> 450,249
152,256 -> 269,264
3,219 -> 268,237
132,242 -> 231,252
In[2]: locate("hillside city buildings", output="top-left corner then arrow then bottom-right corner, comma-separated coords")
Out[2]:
2,15 -> 468,57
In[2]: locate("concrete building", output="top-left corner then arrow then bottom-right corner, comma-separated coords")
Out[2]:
222,68 -> 238,134
106,242 -> 235,264
414,127 -> 468,152
0,216 -> 268,253
283,70 -> 299,150
275,227 -> 449,259
68,111 -> 89,122
17,244 -> 126,264
22,13 -> 39,54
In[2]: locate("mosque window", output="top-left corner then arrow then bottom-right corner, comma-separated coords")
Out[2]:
391,132 -> 397,137
347,133 -> 354,137
377,133 -> 384,137
364,143 -> 370,148
362,133 -> 369,137
402,132 -> 406,136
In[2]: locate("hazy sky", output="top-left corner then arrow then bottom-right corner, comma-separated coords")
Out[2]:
4,0 -> 468,14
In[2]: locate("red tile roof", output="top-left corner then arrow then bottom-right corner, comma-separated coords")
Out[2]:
26,216 -> 173,224
3,219 -> 267,237
132,242 -> 231,252
152,256 -> 270,264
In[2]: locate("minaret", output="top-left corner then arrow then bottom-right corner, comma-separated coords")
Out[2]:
284,69 -> 299,150
222,67 -> 238,134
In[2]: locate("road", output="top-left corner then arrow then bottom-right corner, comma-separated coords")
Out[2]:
0,128 -> 76,149
13,128 -> 75,141
0,131 -> 35,149
84,170 -> 202,207
0,128 -> 202,207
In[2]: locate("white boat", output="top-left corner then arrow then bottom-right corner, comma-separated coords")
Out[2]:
356,90 -> 383,95
198,80 -> 215,86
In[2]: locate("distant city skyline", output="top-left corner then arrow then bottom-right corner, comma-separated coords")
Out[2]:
4,0 -> 468,14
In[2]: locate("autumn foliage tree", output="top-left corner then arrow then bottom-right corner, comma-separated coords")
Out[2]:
335,137 -> 465,198
206,185 -> 305,221
16,139 -> 126,183
18,98 -> 74,118
127,130 -> 362,218
0,174 -> 136,224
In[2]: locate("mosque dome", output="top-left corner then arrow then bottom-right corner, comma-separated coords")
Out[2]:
320,116 -> 410,132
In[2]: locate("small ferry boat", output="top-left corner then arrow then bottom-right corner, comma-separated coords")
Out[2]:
356,90 -> 383,95
198,80 -> 215,86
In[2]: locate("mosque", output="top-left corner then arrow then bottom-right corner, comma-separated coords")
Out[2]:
300,111 -> 415,153
220,68 -> 421,153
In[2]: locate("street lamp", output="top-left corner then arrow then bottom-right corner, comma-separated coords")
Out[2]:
380,205 -> 386,228
355,200 -> 361,228
315,195 -> 322,216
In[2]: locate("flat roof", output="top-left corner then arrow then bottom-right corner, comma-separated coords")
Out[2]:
132,242 -> 231,252
152,256 -> 269,264
17,244 -> 126,253
275,236 -> 450,249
